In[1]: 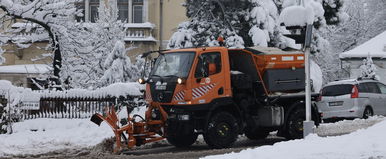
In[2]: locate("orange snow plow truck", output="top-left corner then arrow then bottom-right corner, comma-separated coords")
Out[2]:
91,46 -> 321,152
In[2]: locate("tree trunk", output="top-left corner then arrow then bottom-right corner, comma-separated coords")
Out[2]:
0,6 -> 62,87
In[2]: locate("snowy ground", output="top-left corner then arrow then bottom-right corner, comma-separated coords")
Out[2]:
0,115 -> 384,158
0,106 -> 146,157
0,118 -> 113,157
203,116 -> 386,159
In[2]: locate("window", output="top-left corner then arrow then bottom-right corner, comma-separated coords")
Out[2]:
195,52 -> 222,78
321,84 -> 353,96
89,0 -> 99,23
75,0 -> 145,23
358,83 -> 368,93
133,0 -> 143,23
118,0 -> 129,22
75,1 -> 85,22
364,82 -> 381,93
377,83 -> 386,94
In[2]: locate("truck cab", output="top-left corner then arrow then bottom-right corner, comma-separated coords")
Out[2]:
142,46 -> 320,148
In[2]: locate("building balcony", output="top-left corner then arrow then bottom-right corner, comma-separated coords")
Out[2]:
10,22 -> 157,43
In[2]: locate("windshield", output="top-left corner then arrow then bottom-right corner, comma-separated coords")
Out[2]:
150,52 -> 195,78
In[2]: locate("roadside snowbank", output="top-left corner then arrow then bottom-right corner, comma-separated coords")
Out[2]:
0,119 -> 113,157
0,105 -> 147,157
203,117 -> 386,159
316,116 -> 384,136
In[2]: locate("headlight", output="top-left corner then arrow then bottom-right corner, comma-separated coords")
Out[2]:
177,78 -> 185,84
138,78 -> 146,84
178,114 -> 190,121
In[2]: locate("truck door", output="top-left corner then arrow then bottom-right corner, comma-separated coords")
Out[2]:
191,51 -> 229,104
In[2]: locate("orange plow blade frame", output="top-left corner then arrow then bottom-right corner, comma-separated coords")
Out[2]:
90,103 -> 168,153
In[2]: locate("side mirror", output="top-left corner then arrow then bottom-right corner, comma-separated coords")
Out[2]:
209,63 -> 216,75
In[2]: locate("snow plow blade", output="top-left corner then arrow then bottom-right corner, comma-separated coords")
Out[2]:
90,114 -> 103,126
90,103 -> 168,153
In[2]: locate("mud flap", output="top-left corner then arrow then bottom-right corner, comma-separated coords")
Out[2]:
91,114 -> 103,126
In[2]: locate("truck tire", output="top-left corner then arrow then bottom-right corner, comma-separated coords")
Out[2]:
167,133 -> 198,148
204,112 -> 238,148
244,128 -> 270,140
286,108 -> 305,139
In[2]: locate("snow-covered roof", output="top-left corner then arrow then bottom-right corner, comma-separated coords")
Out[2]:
0,64 -> 51,74
340,31 -> 386,59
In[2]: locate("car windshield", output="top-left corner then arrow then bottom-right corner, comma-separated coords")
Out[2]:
150,52 -> 195,78
322,84 -> 353,96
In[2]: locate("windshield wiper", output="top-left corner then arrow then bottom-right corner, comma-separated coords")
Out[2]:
151,74 -> 162,78
164,75 -> 179,78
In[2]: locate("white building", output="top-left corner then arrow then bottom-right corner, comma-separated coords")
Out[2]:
340,31 -> 386,83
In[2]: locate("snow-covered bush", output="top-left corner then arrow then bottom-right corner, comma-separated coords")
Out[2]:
0,80 -> 40,134
359,55 -> 379,80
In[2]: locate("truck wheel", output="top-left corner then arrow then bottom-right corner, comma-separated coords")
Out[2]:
244,128 -> 270,140
286,108 -> 305,139
167,133 -> 198,148
204,112 -> 238,148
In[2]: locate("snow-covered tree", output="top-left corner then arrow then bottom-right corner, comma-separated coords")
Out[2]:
168,0 -> 250,48
167,22 -> 194,49
0,0 -> 79,85
59,0 -> 139,89
359,55 -> 379,80
100,41 -> 133,85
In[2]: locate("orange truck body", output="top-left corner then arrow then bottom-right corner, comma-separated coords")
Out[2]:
92,46 -> 321,152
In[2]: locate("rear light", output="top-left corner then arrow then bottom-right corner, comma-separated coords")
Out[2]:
351,85 -> 359,98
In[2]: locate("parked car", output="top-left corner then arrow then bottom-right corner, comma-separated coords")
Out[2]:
316,79 -> 386,122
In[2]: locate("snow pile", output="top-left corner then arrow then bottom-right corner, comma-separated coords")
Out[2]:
340,31 -> 386,58
279,5 -> 315,27
0,64 -> 52,74
316,116 -> 384,137
0,119 -> 114,157
203,117 -> 386,159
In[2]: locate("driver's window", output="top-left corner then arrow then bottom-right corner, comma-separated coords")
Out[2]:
195,52 -> 221,78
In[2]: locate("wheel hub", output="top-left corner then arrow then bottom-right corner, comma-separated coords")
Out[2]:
217,123 -> 230,137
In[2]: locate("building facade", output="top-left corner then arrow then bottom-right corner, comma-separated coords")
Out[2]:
340,31 -> 386,83
0,0 -> 187,88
